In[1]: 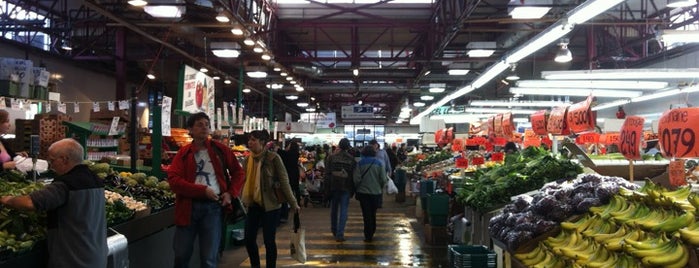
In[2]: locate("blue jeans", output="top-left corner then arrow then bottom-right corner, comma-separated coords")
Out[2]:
173,201 -> 222,268
330,190 -> 350,239
245,204 -> 281,268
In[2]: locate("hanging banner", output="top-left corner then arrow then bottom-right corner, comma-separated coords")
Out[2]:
658,107 -> 699,158
547,105 -> 569,135
618,116 -> 645,160
178,64 -> 215,115
161,96 -> 172,136
668,159 -> 687,186
530,110 -> 548,135
565,95 -> 595,134
501,112 -> 513,138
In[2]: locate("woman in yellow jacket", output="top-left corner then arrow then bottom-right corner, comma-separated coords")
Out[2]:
242,129 -> 300,268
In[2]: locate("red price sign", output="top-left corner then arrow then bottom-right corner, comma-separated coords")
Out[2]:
455,157 -> 469,168
502,112 -> 513,138
547,105 -> 569,135
487,116 -> 495,137
603,133 -> 621,146
576,133 -> 600,145
491,152 -> 504,162
452,138 -> 464,152
658,108 -> 699,158
530,110 -> 548,135
566,95 -> 595,134
523,129 -> 541,148
494,114 -> 504,137
668,159 -> 687,186
618,116 -> 645,160
471,157 -> 485,165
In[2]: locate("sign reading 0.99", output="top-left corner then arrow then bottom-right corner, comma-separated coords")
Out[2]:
618,116 -> 645,160
658,108 -> 699,158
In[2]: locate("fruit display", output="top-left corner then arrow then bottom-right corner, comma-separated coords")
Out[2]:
514,181 -> 699,268
104,172 -> 174,212
457,146 -> 583,213
488,173 -> 638,250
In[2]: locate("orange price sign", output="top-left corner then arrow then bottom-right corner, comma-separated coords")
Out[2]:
668,159 -> 687,186
502,112 -> 513,138
658,107 -> 699,158
471,157 -> 485,165
455,157 -> 469,168
547,105 -> 569,135
618,116 -> 645,160
523,129 -> 541,148
494,114 -> 504,137
576,133 -> 600,145
566,95 -> 596,134
487,116 -> 495,137
530,110 -> 548,135
491,152 -> 504,162
604,133 -> 621,146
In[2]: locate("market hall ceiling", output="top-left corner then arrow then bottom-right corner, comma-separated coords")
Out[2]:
2,0 -> 698,124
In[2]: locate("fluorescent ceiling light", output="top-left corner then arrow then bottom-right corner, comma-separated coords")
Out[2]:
306,107 -> 316,112
420,95 -> 434,101
212,76 -> 220,80
297,102 -> 309,107
510,87 -> 643,98
243,38 -> 255,46
517,80 -> 670,90
465,108 -> 538,114
592,99 -> 631,111
566,0 -> 625,25
470,100 -> 568,107
448,69 -> 470,75
261,54 -> 272,61
509,7 -> 551,19
631,89 -> 681,102
144,5 -> 184,18
231,28 -> 244,35
199,67 -> 208,73
215,12 -> 229,23
253,46 -> 264,53
659,29 -> 699,44
466,42 -> 496,57
224,79 -> 231,84
146,73 -> 156,80
506,24 -> 571,64
667,0 -> 697,8
414,102 -> 426,107
542,68 -> 699,80
472,61 -> 509,88
512,118 -> 530,123
467,49 -> 495,58
286,95 -> 299,100
295,87 -> 304,92
429,87 -> 445,93
212,49 -> 240,58
242,88 -> 251,93
431,114 -> 497,124
128,0 -> 148,6
246,66 -> 267,78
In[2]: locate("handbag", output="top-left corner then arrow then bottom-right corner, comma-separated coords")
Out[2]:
290,212 -> 306,263
225,197 -> 247,224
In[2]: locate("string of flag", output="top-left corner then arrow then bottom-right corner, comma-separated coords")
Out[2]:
0,97 -> 133,114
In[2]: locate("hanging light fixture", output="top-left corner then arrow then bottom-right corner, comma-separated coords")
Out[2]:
505,63 -> 520,81
215,9 -> 230,22
128,0 -> 148,6
554,38 -> 572,63
667,0 -> 697,8
146,72 -> 156,80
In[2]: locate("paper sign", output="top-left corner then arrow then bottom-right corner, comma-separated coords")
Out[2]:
668,159 -> 687,186
493,114 -> 503,137
492,137 -> 507,146
108,101 -> 115,111
487,116 -> 495,137
74,102 -> 80,113
530,110 -> 548,135
618,116 -> 645,160
46,102 -> 51,112
58,102 -> 66,114
118,100 -> 129,110
491,152 -> 504,162
455,157 -> 468,168
93,102 -> 100,112
108,116 -> 120,136
502,112 -> 513,138
523,129 -> 541,148
10,98 -> 18,109
658,107 -> 699,158
547,105 -> 569,135
0,97 -> 5,109
566,95 -> 595,134
603,133 -> 621,146
576,133 -> 600,145
161,96 -> 172,136
452,138 -> 464,152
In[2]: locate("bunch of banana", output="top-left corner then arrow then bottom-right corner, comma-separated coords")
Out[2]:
556,237 -> 596,262
627,208 -> 670,229
678,220 -> 699,245
603,227 -> 644,251
586,223 -> 628,243
581,217 -> 616,237
610,203 -> 649,224
578,246 -> 616,268
514,242 -> 553,267
623,232 -> 671,253
627,237 -> 689,268
560,214 -> 601,233
589,195 -> 629,219
648,211 -> 695,233
613,253 -> 642,268
543,229 -> 574,249
688,193 -> 699,213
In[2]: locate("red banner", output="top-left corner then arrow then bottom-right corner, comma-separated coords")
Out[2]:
618,116 -> 645,160
658,108 -> 699,158
566,95 -> 596,134
547,105 -> 569,135
530,110 -> 548,135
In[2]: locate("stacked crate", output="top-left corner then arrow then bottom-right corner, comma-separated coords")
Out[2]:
14,114 -> 71,159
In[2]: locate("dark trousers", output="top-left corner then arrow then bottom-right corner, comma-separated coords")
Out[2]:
244,204 -> 281,268
279,186 -> 300,222
356,193 -> 382,240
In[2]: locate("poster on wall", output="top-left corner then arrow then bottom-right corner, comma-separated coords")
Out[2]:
178,65 -> 215,117
162,96 -> 172,136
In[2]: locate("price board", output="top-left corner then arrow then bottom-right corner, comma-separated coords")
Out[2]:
658,107 -> 699,158
566,95 -> 596,134
502,112 -> 514,138
618,116 -> 645,160
668,159 -> 687,186
547,105 -> 569,135
494,114 -> 504,137
452,138 -> 464,152
530,110 -> 548,135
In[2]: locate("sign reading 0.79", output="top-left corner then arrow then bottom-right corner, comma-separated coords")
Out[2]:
658,108 -> 699,158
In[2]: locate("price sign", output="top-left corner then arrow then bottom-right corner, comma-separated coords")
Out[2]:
494,114 -> 504,137
618,116 -> 645,160
491,152 -> 504,162
603,133 -> 621,146
530,110 -> 548,135
471,157 -> 485,165
487,116 -> 495,137
452,138 -> 464,152
502,112 -> 513,138
658,108 -> 699,158
523,129 -> 541,148
492,137 -> 507,146
668,159 -> 687,186
566,95 -> 595,134
455,157 -> 469,168
547,105 -> 569,135
576,132 -> 600,145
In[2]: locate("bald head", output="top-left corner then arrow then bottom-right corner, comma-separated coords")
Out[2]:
48,138 -> 84,175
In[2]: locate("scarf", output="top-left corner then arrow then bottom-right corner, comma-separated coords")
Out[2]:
242,151 -> 264,206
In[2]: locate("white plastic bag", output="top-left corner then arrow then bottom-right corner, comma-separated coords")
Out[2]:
290,213 -> 306,263
385,178 -> 398,194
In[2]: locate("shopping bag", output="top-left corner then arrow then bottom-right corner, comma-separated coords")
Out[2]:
385,178 -> 399,194
224,197 -> 247,224
290,212 -> 306,263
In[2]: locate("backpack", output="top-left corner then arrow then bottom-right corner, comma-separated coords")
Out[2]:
326,150 -> 356,192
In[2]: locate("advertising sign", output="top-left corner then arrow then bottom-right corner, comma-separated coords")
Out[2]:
178,65 -> 215,116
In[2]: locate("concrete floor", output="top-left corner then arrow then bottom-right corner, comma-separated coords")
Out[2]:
218,194 -> 450,267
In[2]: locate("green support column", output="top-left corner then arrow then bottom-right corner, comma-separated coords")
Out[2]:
236,63 -> 244,125
151,98 -> 164,179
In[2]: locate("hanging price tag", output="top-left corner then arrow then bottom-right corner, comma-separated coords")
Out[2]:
603,133 -> 621,146
547,105 -> 569,135
73,102 -> 80,113
502,112 -> 513,138
566,95 -> 595,134
452,138 -> 464,152
108,101 -> 115,111
523,129 -> 541,148
576,132 -> 600,145
530,110 -> 548,135
494,114 -> 504,137
668,159 -> 687,187
93,102 -> 100,112
58,102 -> 66,114
618,116 -> 645,160
658,107 -> 699,158
487,116 -> 495,137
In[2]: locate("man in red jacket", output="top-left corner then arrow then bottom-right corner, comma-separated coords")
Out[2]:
167,112 -> 244,268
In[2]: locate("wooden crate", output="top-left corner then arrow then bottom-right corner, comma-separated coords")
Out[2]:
13,114 -> 72,159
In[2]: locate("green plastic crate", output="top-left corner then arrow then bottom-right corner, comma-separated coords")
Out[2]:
447,245 -> 496,268
427,193 -> 449,215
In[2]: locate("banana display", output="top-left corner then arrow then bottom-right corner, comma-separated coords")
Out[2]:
515,181 -> 698,267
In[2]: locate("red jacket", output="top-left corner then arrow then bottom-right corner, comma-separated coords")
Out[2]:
167,139 -> 245,226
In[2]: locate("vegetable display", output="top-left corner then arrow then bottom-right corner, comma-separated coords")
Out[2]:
0,179 -> 46,257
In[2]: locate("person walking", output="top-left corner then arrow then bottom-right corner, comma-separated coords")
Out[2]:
167,112 -> 245,268
0,138 -> 107,268
353,145 -> 388,242
323,138 -> 357,242
242,129 -> 300,268
277,140 -> 301,224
